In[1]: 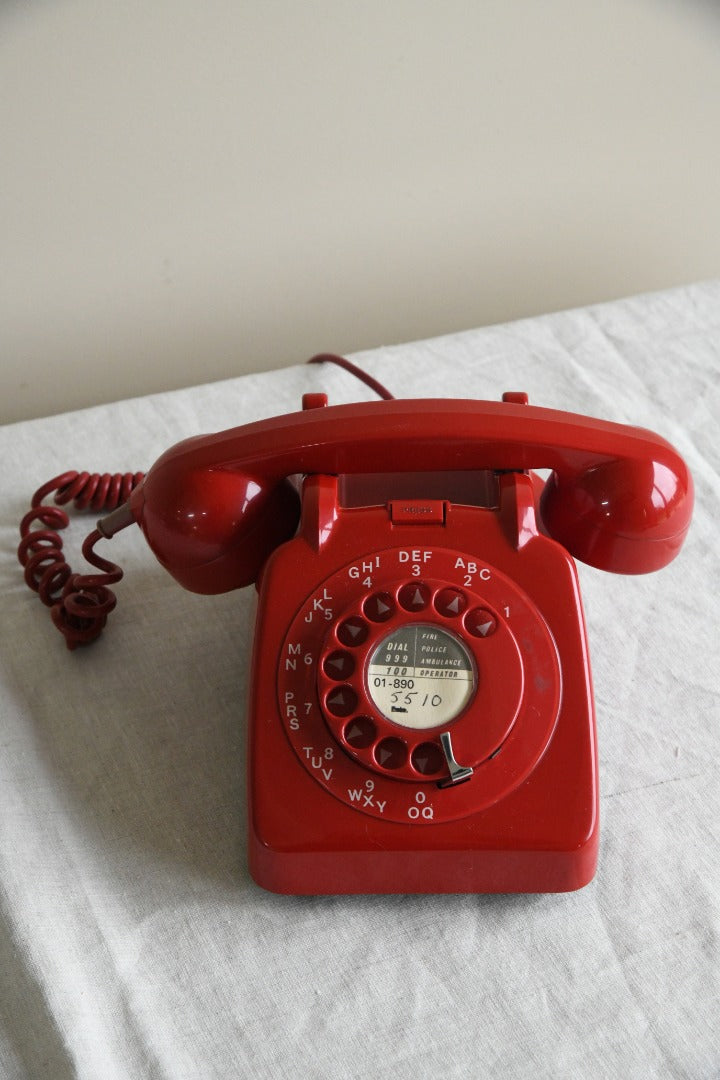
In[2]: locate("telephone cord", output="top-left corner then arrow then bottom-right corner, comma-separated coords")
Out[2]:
307,353 -> 395,400
18,471 -> 144,650
18,355 -> 393,648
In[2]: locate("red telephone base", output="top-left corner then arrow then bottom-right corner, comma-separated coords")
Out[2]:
249,841 -> 597,896
249,727 -> 598,893
248,469 -> 598,895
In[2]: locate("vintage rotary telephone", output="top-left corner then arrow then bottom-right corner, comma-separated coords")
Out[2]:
19,357 -> 693,894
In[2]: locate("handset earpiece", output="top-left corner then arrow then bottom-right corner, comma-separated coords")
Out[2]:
539,454 -> 693,574
129,459 -> 301,593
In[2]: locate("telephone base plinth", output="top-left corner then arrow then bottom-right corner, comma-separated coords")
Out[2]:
249,838 -> 598,896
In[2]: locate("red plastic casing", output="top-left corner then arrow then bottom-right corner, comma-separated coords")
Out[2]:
122,392 -> 692,895
247,468 -> 598,894
128,397 -> 693,594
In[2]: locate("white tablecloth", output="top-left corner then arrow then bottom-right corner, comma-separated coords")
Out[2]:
1,282 -> 718,1079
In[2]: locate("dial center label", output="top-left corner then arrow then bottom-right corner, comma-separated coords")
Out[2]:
367,623 -> 476,730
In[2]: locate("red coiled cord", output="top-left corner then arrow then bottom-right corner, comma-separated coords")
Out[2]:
18,471 -> 143,650
18,357 -> 384,650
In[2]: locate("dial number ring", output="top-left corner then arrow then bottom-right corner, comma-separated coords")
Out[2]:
277,547 -> 560,824
318,586 -> 522,783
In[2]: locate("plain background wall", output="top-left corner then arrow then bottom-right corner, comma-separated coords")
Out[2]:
2,0 -> 719,423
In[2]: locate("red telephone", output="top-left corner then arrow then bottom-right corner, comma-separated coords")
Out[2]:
21,383 -> 693,894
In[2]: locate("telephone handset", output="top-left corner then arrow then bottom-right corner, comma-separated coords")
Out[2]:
108,395 -> 692,590
20,383 -> 693,894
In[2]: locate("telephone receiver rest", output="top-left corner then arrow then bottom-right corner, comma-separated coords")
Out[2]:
124,399 -> 693,592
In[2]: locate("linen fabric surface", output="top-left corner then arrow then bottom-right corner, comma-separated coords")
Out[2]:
1,282 -> 718,1079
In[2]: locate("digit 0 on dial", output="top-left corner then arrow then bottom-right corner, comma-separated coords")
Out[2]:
277,547 -> 561,823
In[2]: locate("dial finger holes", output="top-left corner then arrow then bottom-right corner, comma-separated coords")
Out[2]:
411,741 -> 445,776
363,591 -> 395,623
398,582 -> 431,612
336,616 -> 369,647
434,587 -> 467,618
374,737 -> 407,771
465,607 -> 498,638
343,715 -> 376,749
325,685 -> 358,718
323,650 -> 355,680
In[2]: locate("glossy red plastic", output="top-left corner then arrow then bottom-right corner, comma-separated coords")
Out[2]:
249,471 -> 595,893
121,394 -> 692,894
128,399 -> 693,593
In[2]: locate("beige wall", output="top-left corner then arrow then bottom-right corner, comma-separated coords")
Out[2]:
2,0 -> 719,422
